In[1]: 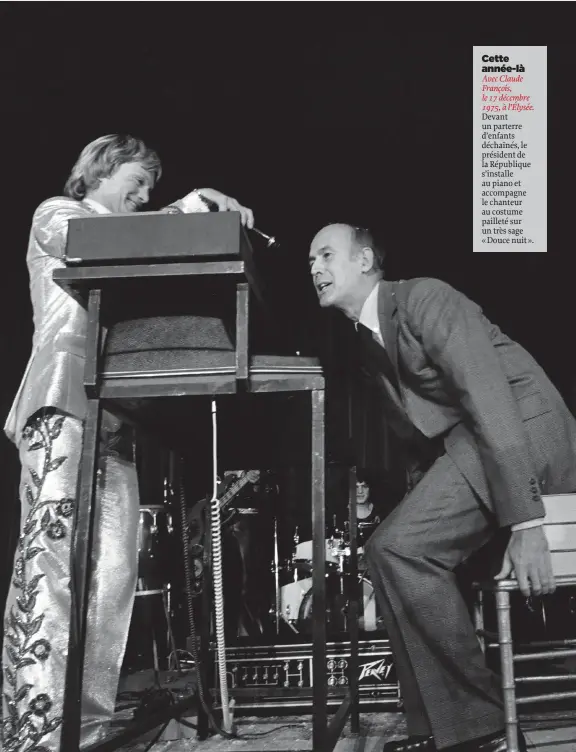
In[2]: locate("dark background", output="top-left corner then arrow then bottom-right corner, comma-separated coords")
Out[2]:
0,7 -> 573,612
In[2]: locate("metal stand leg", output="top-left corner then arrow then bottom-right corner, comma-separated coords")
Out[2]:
348,466 -> 360,734
495,588 -> 519,752
235,282 -> 249,389
474,588 -> 486,654
61,397 -> 102,751
311,389 -> 327,749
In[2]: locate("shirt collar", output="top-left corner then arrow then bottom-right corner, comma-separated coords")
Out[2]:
356,282 -> 381,337
83,197 -> 111,215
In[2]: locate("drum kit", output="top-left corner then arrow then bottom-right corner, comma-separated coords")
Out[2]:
125,494 -> 386,673
273,517 -> 385,636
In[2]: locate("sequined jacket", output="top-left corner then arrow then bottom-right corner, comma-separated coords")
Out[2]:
5,195 -> 207,445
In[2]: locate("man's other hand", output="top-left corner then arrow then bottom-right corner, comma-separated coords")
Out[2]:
495,526 -> 556,597
197,188 -> 254,229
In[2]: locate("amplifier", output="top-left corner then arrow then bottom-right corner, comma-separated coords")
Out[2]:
210,639 -> 401,712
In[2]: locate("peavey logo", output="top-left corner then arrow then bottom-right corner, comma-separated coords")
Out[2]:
358,657 -> 393,683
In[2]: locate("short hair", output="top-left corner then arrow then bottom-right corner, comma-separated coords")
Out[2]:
63,134 -> 162,200
350,225 -> 385,274
355,466 -> 373,485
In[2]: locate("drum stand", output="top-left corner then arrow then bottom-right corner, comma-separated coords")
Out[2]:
132,585 -> 181,677
273,517 -> 280,633
129,493 -> 181,679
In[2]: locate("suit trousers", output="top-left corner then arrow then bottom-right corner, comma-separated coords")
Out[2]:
365,452 -> 505,749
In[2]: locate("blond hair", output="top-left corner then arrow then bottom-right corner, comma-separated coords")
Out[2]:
64,134 -> 162,200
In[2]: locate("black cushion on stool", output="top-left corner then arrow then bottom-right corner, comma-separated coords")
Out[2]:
103,316 -> 322,375
104,315 -> 236,373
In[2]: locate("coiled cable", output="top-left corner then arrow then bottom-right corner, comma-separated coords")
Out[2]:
177,439 -> 235,738
177,400 -> 235,738
209,399 -> 234,733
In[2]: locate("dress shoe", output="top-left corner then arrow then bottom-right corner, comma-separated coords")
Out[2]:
455,728 -> 527,752
384,736 -> 437,752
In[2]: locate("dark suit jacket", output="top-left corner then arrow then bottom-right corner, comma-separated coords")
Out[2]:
364,278 -> 576,528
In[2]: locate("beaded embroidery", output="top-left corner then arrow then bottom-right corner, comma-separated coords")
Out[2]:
2,412 -> 75,751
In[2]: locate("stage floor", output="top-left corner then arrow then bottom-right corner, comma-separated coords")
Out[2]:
112,669 -> 576,751
112,713 -> 576,752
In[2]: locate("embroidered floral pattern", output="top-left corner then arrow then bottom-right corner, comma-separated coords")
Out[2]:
55,499 -> 74,519
2,412 -> 75,751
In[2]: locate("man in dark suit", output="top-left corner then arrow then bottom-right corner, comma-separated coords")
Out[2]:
309,224 -> 576,752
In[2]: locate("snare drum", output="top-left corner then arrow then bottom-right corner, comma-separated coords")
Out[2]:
294,538 -> 344,566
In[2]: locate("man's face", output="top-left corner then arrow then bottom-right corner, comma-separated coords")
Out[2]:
356,482 -> 370,504
309,225 -> 365,314
95,161 -> 154,213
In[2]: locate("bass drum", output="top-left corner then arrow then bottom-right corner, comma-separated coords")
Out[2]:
297,576 -> 382,635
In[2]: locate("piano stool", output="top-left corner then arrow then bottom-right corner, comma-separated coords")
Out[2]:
473,493 -> 576,752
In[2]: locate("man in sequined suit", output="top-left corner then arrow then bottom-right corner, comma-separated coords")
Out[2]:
2,134 -> 254,752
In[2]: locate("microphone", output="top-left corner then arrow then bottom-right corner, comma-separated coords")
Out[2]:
251,227 -> 279,249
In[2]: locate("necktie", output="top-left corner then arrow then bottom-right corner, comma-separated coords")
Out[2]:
356,324 -> 443,469
356,322 -> 398,392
